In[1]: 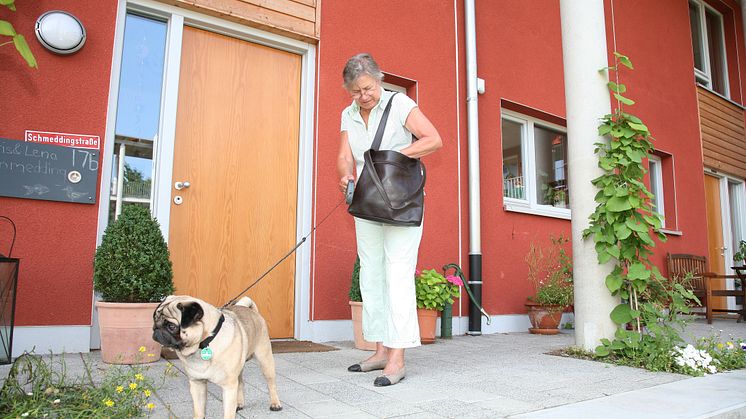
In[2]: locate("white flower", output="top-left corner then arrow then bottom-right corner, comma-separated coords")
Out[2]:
53,399 -> 60,404
21,413 -> 29,417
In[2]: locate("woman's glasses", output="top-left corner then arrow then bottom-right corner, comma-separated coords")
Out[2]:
349,85 -> 377,99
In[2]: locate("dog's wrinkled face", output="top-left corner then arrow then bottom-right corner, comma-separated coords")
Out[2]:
152,296 -> 206,351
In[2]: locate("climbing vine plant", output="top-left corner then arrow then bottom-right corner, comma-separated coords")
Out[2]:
0,0 -> 37,68
584,53 -> 696,365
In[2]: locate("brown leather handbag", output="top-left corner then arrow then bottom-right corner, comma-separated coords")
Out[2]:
348,93 -> 426,226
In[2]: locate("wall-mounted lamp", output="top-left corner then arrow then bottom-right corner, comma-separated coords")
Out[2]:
35,11 -> 86,55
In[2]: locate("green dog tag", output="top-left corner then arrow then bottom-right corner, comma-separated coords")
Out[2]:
200,347 -> 213,361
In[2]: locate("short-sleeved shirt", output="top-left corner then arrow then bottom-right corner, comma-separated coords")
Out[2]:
340,88 -> 418,178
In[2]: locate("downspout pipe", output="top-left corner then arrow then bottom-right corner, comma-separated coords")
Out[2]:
464,0 -> 482,335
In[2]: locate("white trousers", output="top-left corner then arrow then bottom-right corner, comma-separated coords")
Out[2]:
354,217 -> 422,349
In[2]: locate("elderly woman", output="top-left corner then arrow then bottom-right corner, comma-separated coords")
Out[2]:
337,53 -> 442,386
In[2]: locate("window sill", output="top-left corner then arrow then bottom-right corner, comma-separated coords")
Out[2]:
660,228 -> 682,236
503,200 -> 571,220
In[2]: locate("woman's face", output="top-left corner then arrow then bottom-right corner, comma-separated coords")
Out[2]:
346,74 -> 381,111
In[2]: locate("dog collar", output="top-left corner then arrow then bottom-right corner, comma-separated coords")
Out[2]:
199,314 -> 225,350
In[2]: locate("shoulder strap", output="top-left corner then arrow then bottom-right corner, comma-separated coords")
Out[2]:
370,92 -> 398,151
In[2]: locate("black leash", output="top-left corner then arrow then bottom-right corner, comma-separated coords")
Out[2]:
222,197 -> 346,308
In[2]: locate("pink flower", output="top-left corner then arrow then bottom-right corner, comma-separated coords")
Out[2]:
415,269 -> 421,276
446,275 -> 463,286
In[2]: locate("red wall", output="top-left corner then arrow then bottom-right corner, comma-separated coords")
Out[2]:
0,0 -> 736,328
608,0 -> 711,267
475,0 -> 571,315
313,0 -> 464,320
0,2 -> 118,326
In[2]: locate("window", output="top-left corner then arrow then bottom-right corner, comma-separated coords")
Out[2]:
648,156 -> 665,227
501,110 -> 569,218
109,13 -> 168,221
689,0 -> 729,96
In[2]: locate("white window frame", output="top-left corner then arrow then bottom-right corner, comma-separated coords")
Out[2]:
690,0 -> 730,98
501,109 -> 570,220
648,155 -> 665,228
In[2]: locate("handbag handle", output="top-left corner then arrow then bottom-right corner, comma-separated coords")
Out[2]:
363,150 -> 427,210
370,92 -> 397,151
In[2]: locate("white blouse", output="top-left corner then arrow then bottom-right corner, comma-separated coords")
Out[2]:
340,88 -> 418,178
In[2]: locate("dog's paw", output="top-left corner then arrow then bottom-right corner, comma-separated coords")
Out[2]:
269,403 -> 283,411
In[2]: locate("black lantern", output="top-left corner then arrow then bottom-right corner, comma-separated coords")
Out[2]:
0,216 -> 19,365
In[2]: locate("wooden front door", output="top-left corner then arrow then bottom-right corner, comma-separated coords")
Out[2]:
704,174 -> 726,309
168,26 -> 301,338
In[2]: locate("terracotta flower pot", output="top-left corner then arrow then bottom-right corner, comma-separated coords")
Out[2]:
417,307 -> 439,344
96,301 -> 162,364
349,301 -> 376,351
525,301 -> 564,335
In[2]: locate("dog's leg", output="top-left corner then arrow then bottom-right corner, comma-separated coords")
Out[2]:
254,345 -> 282,411
237,373 -> 245,410
221,380 -> 239,419
188,379 -> 208,419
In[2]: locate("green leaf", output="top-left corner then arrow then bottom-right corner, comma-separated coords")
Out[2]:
0,0 -> 16,11
611,340 -> 627,350
605,272 -> 623,292
615,224 -> 631,240
614,93 -> 635,106
13,34 -> 37,68
607,245 -> 620,259
625,219 -> 648,233
607,81 -> 627,93
0,20 -> 15,36
614,52 -> 634,69
595,346 -> 611,357
607,196 -> 632,212
627,121 -> 648,133
627,262 -> 649,280
610,303 -> 634,324
598,124 -> 612,136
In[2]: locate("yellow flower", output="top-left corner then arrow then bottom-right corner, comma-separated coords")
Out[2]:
103,398 -> 115,407
116,386 -> 124,393
147,353 -> 155,357
144,389 -> 151,397
138,346 -> 146,352
146,403 -> 155,410
717,343 -> 725,349
129,382 -> 138,390
135,373 -> 144,381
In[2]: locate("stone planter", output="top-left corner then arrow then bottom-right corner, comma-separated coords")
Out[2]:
96,301 -> 162,364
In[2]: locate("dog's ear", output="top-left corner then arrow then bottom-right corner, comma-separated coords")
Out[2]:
177,301 -> 204,328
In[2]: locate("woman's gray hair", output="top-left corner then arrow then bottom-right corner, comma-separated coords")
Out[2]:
343,53 -> 384,87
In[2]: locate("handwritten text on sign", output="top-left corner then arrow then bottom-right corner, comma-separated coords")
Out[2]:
0,138 -> 99,204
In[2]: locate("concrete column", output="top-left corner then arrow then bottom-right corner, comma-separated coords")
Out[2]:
560,0 -> 619,350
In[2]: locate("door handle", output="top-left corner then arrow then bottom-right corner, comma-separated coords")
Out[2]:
174,181 -> 191,190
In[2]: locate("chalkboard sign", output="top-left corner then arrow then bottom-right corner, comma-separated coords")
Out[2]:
0,138 -> 99,204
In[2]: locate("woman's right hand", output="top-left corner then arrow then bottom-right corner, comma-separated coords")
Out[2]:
339,175 -> 354,193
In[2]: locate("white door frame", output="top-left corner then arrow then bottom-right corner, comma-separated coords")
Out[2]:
705,169 -> 746,310
96,0 -> 317,345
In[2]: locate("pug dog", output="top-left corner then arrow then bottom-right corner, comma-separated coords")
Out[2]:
152,295 -> 282,418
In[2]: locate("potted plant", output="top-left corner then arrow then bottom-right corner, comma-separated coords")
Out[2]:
94,205 -> 174,364
414,269 -> 461,344
349,256 -> 375,351
525,235 -> 573,335
734,240 -> 746,267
